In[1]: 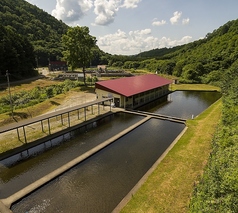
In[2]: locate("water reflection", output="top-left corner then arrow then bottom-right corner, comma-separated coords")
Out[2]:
11,119 -> 185,213
1,91 -> 221,212
140,91 -> 221,119
0,113 -> 143,198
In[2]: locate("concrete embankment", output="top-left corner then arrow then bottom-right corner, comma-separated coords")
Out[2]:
0,116 -> 150,210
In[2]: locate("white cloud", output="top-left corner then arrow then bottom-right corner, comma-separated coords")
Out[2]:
97,29 -> 193,55
52,0 -> 93,23
121,0 -> 141,9
50,0 -> 141,26
93,0 -> 141,26
159,35 -> 192,47
93,0 -> 121,25
182,18 -> 190,25
170,11 -> 182,25
152,19 -> 166,26
129,28 -> 151,36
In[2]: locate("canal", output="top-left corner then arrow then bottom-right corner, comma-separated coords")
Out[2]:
0,91 -> 221,212
140,90 -> 221,119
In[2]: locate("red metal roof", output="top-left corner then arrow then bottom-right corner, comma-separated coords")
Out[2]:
95,74 -> 172,97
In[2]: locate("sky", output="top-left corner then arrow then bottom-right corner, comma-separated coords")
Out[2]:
25,0 -> 238,55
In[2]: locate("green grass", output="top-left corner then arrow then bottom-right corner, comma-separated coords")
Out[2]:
120,99 -> 222,213
171,83 -> 221,91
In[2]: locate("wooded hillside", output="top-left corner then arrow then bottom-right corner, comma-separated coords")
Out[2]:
124,19 -> 238,85
0,0 -> 68,66
1,0 -> 237,85
0,24 -> 36,81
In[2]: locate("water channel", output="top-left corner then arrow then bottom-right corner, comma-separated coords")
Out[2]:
140,90 -> 221,119
0,91 -> 221,212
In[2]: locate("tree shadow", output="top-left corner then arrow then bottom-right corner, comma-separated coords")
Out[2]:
12,112 -> 29,120
50,101 -> 60,106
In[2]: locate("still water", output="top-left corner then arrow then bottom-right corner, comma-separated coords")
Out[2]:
140,91 -> 221,119
0,91 -> 221,212
11,119 -> 184,213
0,113 -> 143,198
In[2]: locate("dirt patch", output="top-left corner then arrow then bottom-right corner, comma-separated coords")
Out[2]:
46,90 -> 96,114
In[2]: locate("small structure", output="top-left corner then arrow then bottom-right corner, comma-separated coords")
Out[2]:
49,61 -> 68,71
95,74 -> 172,109
54,72 -> 84,81
97,65 -> 107,72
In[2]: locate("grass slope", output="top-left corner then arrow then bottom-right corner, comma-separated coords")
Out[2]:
120,98 -> 222,213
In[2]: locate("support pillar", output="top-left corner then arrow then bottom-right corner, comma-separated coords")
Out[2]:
41,120 -> 44,132
17,128 -> 20,141
77,109 -> 80,120
68,112 -> 70,127
48,118 -> 51,135
91,105 -> 94,114
61,114 -> 63,125
23,126 -> 27,143
84,107 -> 86,121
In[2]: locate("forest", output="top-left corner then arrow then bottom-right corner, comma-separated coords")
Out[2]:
1,0 -> 238,86
123,19 -> 238,86
0,0 -> 68,66
0,24 -> 36,81
0,1 -> 237,212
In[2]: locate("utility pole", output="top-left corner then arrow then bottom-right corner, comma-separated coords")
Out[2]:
6,70 -> 14,118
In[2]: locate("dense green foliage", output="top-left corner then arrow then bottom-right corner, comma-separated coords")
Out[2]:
0,24 -> 36,81
189,65 -> 238,212
0,1 -> 237,209
2,0 -> 237,85
0,0 -> 112,68
0,0 -> 68,66
62,26 -> 97,85
115,19 -> 238,84
0,80 -> 83,114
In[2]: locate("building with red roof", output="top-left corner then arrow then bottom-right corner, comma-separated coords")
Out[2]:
95,74 -> 172,109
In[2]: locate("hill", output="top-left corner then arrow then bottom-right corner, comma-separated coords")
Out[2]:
128,19 -> 238,84
0,0 -> 69,66
0,0 -> 237,84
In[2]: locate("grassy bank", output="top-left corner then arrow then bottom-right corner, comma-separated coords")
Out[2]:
120,96 -> 222,212
171,83 -> 220,91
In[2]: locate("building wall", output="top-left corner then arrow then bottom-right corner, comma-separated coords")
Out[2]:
95,88 -> 123,107
95,85 -> 170,109
130,85 -> 169,109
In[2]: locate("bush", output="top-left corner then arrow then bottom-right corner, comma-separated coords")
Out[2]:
189,67 -> 238,212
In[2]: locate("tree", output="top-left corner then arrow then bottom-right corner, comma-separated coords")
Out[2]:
0,24 -> 36,79
62,26 -> 96,85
